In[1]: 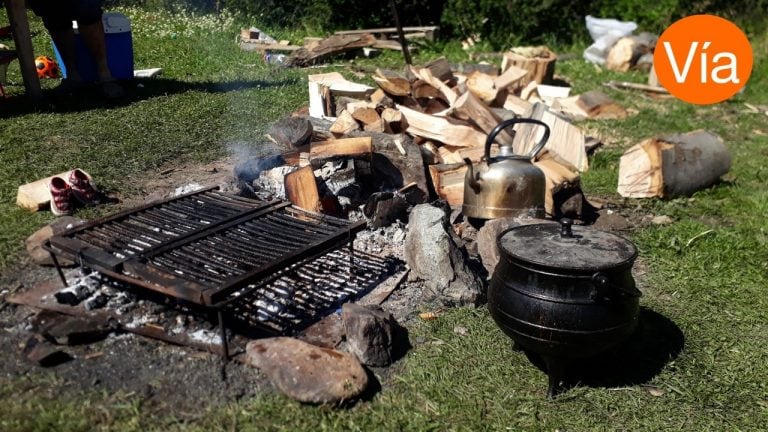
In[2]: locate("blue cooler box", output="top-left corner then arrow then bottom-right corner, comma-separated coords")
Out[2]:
53,12 -> 133,82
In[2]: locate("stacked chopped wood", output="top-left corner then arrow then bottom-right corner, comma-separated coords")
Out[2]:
299,54 -> 601,219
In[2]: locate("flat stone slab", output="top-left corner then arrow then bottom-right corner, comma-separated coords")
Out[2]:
245,337 -> 368,404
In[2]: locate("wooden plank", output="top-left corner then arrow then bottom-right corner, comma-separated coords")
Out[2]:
309,137 -> 373,167
397,105 -> 487,148
287,33 -> 376,67
16,171 -> 72,212
428,163 -> 467,206
335,26 -> 439,35
284,166 -> 321,212
238,41 -> 302,52
5,0 -> 42,100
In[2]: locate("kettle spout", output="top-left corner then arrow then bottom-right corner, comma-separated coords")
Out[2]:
464,158 -> 482,193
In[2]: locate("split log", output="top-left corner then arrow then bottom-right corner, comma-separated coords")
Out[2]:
309,137 -> 373,168
284,166 -> 321,212
373,69 -> 411,96
351,107 -> 381,126
502,94 -> 532,116
412,80 -> 445,100
467,71 -> 501,105
17,171 -> 73,212
381,108 -> 405,134
513,102 -> 588,172
397,105 -> 487,148
329,110 -> 361,137
501,46 -> 557,87
410,66 -> 458,106
308,72 -> 373,118
532,152 -> 580,216
604,80 -> 669,94
266,117 -> 313,148
494,65 -> 528,91
575,90 -> 627,119
420,98 -> 450,115
428,163 -> 467,206
287,33 -> 376,67
350,132 -> 428,202
370,88 -> 394,109
451,91 -> 515,147
617,130 -> 731,198
605,33 -> 657,72
421,57 -> 453,82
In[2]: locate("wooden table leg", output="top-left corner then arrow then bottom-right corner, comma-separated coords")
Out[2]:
4,0 -> 42,101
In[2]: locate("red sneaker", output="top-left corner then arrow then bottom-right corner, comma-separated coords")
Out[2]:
68,169 -> 100,206
49,176 -> 73,216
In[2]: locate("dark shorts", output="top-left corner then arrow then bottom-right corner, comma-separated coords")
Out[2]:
28,0 -> 104,32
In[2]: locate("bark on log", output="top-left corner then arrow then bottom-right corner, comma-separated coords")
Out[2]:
501,46 -> 557,87
618,130 -> 731,198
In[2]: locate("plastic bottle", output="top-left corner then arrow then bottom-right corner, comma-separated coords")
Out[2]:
264,52 -> 286,65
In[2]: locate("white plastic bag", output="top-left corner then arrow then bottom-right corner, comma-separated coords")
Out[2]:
583,15 -> 637,64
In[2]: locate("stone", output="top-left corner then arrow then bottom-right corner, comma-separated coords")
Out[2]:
405,204 -> 484,306
476,218 -> 522,275
245,337 -> 368,404
592,209 -> 630,232
651,215 -> 674,225
25,216 -> 85,266
342,303 -> 406,366
299,313 -> 345,349
33,312 -> 111,345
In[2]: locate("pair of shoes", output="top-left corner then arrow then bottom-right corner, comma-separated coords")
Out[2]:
49,169 -> 100,216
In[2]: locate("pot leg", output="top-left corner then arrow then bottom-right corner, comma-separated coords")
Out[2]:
544,357 -> 568,399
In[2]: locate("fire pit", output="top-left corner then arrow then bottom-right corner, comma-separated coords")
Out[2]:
43,186 -> 368,359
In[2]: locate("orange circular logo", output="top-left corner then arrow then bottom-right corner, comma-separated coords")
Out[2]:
654,14 -> 753,105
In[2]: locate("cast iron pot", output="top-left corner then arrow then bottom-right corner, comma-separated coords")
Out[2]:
488,218 -> 641,398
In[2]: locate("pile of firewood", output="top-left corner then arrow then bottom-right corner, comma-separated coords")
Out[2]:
297,51 -> 609,219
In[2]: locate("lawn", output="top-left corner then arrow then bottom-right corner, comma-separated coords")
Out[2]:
1,6 -> 767,431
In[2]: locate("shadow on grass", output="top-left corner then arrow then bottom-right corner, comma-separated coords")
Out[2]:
523,307 -> 684,395
0,76 -> 299,119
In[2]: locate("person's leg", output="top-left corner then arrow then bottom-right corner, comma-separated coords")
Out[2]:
72,0 -> 112,81
74,0 -> 123,97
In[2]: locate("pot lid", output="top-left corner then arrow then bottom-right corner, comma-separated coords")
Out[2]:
498,218 -> 637,271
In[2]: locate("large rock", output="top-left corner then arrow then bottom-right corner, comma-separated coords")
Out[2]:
245,337 -> 368,404
342,303 -> 406,366
405,204 -> 483,306
25,216 -> 85,266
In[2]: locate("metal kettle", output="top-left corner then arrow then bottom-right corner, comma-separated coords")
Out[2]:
463,118 -> 550,220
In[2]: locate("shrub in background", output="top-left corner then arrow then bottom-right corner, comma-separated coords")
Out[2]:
107,0 -> 766,48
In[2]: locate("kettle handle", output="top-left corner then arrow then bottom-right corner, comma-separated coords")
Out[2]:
485,118 -> 551,160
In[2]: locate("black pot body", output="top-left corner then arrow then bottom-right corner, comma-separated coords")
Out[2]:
488,257 -> 640,359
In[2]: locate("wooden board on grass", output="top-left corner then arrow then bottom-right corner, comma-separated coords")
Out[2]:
17,171 -> 72,212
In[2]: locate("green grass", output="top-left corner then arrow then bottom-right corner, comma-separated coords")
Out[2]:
2,6 -> 768,431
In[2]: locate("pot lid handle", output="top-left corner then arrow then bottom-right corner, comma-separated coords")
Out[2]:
559,218 -> 574,238
485,118 -> 551,160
